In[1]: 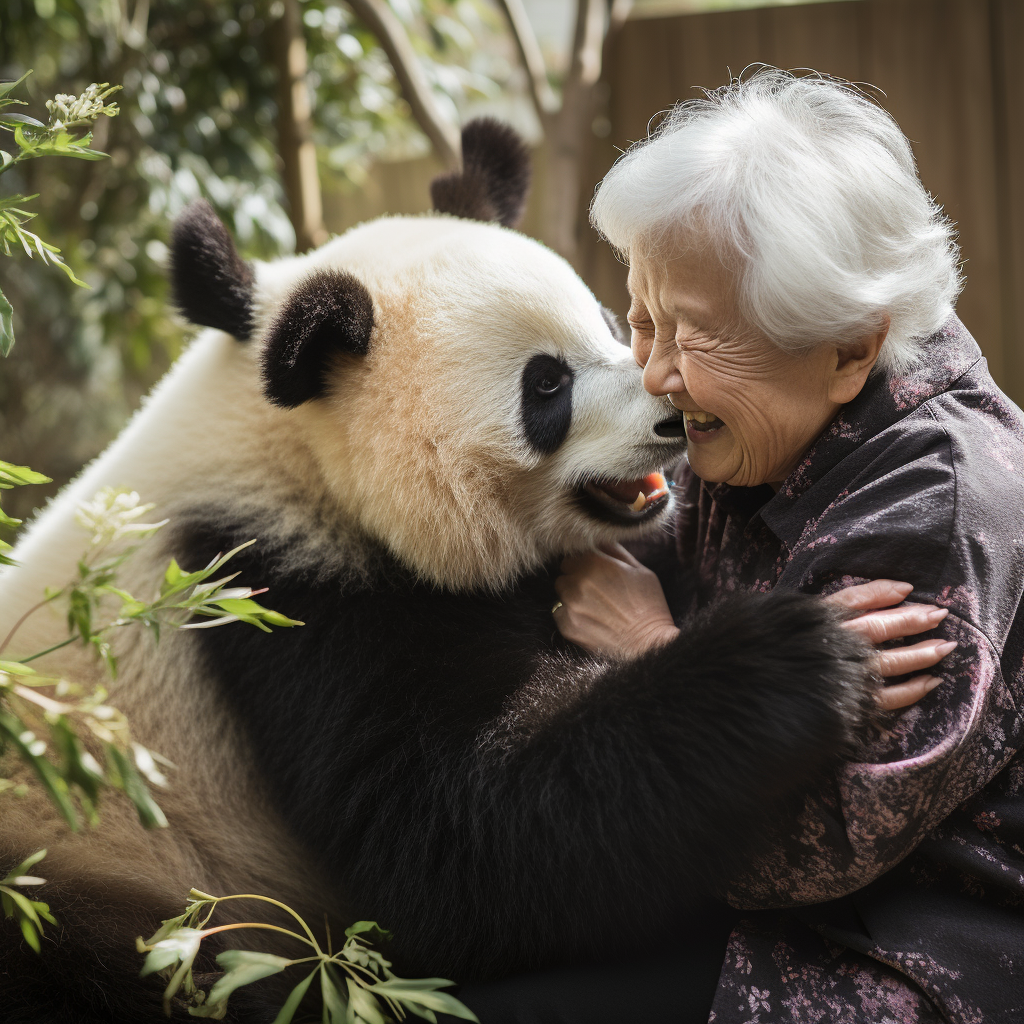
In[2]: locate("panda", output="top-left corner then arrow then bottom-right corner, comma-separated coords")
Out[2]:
0,120 -> 875,1023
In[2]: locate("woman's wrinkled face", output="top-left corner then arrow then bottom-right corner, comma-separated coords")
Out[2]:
628,249 -> 842,489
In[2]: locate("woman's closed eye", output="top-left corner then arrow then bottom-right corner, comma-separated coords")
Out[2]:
627,317 -> 656,338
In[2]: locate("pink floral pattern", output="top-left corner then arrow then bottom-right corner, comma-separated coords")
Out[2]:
675,318 -> 1024,1023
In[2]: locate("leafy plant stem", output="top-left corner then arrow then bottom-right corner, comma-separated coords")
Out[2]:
0,597 -> 54,656
199,893 -> 324,952
333,958 -> 380,983
16,637 -> 76,664
199,920 -> 313,949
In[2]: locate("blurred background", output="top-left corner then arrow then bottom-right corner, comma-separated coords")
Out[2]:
1,0 -> 1022,524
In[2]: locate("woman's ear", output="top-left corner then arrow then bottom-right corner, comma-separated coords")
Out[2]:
828,316 -> 890,404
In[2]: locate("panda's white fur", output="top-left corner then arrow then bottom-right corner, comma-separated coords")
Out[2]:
0,122 -> 876,1023
7,214 -> 680,608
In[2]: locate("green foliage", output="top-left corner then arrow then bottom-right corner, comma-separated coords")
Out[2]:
0,458 -> 51,566
138,891 -> 479,1023
0,71 -> 119,354
0,471 -> 303,951
0,850 -> 57,953
0,486 -> 303,833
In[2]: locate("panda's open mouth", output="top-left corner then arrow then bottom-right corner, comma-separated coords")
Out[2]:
578,472 -> 671,525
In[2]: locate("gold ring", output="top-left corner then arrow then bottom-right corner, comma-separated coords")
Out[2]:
551,601 -> 563,615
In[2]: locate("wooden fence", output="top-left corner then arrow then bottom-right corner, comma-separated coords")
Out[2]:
579,0 -> 1024,403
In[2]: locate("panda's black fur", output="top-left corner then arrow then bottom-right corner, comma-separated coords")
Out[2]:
170,198 -> 256,339
260,268 -> 376,407
430,118 -> 532,228
173,512 -> 870,981
0,118 -> 878,1022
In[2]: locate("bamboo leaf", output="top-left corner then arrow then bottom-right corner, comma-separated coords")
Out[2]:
320,966 -> 348,1024
13,124 -> 34,151
0,112 -> 45,129
0,660 -> 37,675
60,146 -> 109,161
4,887 -> 42,928
368,979 -> 478,1021
0,712 -> 80,830
343,922 -> 392,943
106,744 -> 167,829
203,950 -> 292,1009
0,72 -> 32,100
18,912 -> 41,952
36,901 -> 58,926
164,558 -> 184,587
269,968 -> 317,1024
345,979 -> 387,1024
139,927 -> 204,978
2,849 -> 48,883
0,286 -> 13,356
0,461 -> 50,488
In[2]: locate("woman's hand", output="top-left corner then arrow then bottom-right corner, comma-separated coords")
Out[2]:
825,579 -> 954,711
554,543 -> 680,658
554,554 -> 954,709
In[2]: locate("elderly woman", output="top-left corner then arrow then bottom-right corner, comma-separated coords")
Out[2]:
550,71 -> 1024,1024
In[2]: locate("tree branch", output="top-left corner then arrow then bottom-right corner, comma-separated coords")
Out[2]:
273,0 -> 328,252
494,0 -> 558,127
539,0 -> 606,260
601,0 -> 634,83
342,0 -> 461,169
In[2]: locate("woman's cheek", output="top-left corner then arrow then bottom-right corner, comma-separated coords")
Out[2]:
720,396 -> 782,484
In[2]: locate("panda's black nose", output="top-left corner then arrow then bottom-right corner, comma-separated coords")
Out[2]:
654,415 -> 686,438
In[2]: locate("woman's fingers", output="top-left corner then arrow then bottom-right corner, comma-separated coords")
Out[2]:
825,579 -> 913,611
834,592 -> 955,710
841,603 -> 948,643
876,639 -> 957,678
878,675 -> 942,711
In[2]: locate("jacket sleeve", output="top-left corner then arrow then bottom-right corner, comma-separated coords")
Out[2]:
728,613 -> 1021,907
727,417 -> 1024,908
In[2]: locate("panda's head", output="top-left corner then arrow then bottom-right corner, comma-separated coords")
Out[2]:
169,120 -> 687,591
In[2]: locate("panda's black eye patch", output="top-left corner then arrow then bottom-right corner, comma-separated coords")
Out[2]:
522,354 -> 574,455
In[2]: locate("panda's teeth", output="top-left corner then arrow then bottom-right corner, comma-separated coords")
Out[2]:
630,491 -> 646,512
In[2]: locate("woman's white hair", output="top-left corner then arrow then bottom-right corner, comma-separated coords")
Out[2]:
590,69 -> 962,372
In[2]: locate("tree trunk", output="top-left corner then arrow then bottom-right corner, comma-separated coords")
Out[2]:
273,0 -> 328,253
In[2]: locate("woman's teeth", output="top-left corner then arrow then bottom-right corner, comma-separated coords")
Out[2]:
683,411 -> 723,429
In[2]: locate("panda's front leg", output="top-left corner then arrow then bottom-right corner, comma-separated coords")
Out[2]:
340,590 -> 876,981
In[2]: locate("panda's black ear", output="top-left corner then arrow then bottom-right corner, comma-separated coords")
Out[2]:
169,199 -> 255,340
430,118 -> 531,228
261,269 -> 374,408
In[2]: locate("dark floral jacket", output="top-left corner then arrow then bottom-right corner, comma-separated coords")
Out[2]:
672,318 -> 1024,1023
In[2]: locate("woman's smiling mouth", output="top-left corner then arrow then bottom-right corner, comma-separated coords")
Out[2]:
682,410 -> 725,441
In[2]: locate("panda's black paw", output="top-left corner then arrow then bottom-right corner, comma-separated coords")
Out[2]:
703,588 -> 880,755
638,589 -> 880,805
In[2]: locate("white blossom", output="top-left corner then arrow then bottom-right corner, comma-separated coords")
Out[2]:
45,82 -> 120,130
75,487 -> 167,548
